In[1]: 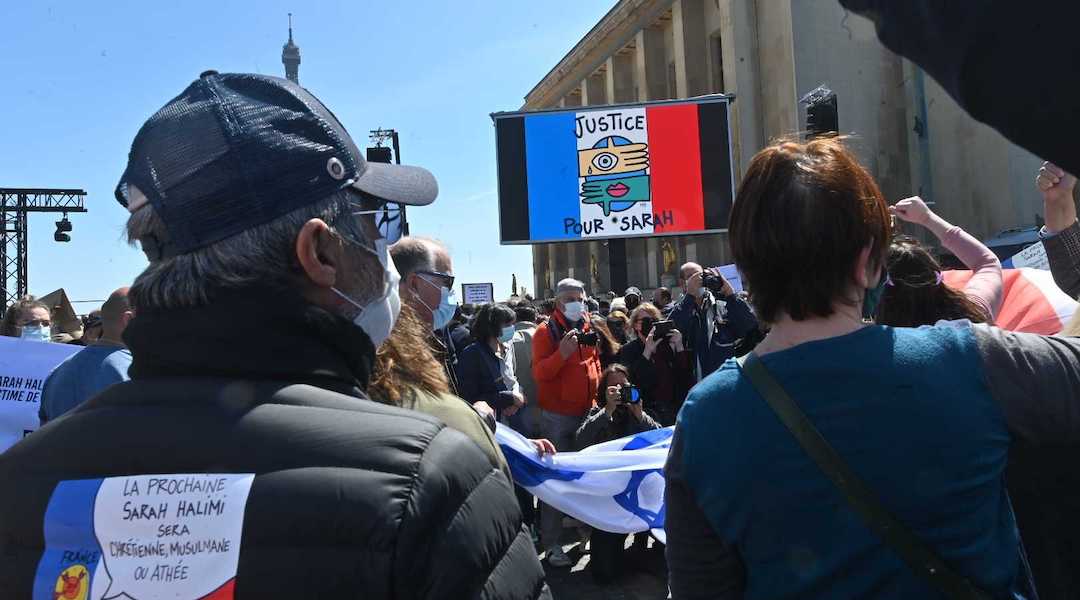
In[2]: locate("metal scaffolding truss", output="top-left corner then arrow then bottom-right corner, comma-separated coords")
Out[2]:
0,188 -> 88,312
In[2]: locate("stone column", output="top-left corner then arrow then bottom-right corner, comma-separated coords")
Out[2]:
635,27 -> 667,101
717,0 -> 764,179
606,53 -> 635,104
586,73 -> 607,106
553,243 -> 568,288
532,244 -> 549,298
672,0 -> 709,98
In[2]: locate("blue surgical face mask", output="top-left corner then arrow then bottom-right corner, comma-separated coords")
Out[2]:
499,325 -> 516,343
20,324 -> 50,343
562,300 -> 586,323
416,276 -> 459,331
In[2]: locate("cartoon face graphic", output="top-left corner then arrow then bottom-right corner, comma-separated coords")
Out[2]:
53,565 -> 88,600
579,136 -> 651,216
577,136 -> 649,178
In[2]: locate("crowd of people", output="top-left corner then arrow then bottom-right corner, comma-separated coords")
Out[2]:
2,20 -> 1080,597
370,245 -> 763,578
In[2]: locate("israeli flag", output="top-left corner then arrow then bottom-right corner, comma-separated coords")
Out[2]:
495,425 -> 673,542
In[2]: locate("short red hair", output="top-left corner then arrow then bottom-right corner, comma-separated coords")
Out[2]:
729,137 -> 891,323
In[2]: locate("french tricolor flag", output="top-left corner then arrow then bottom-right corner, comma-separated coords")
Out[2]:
944,268 -> 1079,334
493,98 -> 735,244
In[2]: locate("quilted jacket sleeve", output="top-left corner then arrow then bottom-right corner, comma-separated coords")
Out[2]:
393,425 -> 551,600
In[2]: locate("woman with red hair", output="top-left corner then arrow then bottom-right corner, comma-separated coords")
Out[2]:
664,137 -> 1080,600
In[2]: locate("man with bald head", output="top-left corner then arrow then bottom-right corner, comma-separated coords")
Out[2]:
671,261 -> 758,382
390,236 -> 469,390
39,287 -> 134,424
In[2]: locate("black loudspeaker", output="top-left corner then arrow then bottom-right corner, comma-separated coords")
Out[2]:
366,146 -> 393,164
800,84 -> 838,139
54,216 -> 72,242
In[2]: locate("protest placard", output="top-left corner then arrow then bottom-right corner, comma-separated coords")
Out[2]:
461,282 -> 495,305
1004,241 -> 1050,270
493,96 -> 735,244
0,337 -> 80,452
33,473 -> 255,600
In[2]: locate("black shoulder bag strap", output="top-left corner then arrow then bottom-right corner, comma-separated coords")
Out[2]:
737,352 -> 990,600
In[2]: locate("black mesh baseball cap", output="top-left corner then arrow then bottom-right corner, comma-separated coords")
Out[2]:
115,70 -> 437,257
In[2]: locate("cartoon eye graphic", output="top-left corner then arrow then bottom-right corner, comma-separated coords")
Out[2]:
591,152 -> 618,171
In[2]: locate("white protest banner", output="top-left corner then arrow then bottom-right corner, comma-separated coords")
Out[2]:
461,282 -> 495,304
33,473 -> 255,600
0,336 -> 80,452
1004,241 -> 1050,271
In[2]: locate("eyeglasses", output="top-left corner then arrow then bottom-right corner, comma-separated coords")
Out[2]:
352,201 -> 404,244
416,269 -> 455,289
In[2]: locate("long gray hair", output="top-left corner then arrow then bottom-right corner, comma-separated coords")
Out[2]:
125,189 -> 376,311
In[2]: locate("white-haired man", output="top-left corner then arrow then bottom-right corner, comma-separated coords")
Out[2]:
531,278 -> 602,567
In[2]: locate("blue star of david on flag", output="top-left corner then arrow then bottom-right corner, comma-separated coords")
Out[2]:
495,424 -> 673,542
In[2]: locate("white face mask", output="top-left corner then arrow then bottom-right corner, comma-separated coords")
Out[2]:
20,324 -> 51,343
562,300 -> 586,322
332,238 -> 401,348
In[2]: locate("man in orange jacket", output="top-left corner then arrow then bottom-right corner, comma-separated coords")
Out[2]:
532,277 -> 602,567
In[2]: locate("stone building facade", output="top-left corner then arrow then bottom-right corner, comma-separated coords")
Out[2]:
524,0 -> 1042,298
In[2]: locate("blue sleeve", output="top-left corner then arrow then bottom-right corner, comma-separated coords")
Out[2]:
670,295 -> 697,341
98,352 -> 132,385
721,294 -> 758,339
451,325 -> 473,352
454,347 -> 513,410
664,421 -> 745,599
453,347 -> 482,404
39,369 -> 62,426
39,364 -> 75,426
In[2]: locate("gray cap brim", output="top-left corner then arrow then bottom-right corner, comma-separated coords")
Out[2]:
351,161 -> 438,206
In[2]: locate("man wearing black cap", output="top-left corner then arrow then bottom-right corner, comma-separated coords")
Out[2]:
623,286 -> 642,313
0,72 -> 549,599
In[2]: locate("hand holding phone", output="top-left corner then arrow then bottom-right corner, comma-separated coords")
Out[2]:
652,319 -> 675,338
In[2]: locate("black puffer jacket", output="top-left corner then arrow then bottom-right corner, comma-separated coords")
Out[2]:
0,289 -> 550,599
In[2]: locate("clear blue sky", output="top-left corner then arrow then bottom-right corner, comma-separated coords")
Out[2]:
1,1 -> 614,310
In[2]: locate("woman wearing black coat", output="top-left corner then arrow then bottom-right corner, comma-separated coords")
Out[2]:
614,302 -> 693,426
455,303 -> 525,421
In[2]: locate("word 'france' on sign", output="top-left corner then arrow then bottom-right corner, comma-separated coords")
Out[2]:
492,96 -> 736,244
0,336 -> 80,452
33,473 -> 255,600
